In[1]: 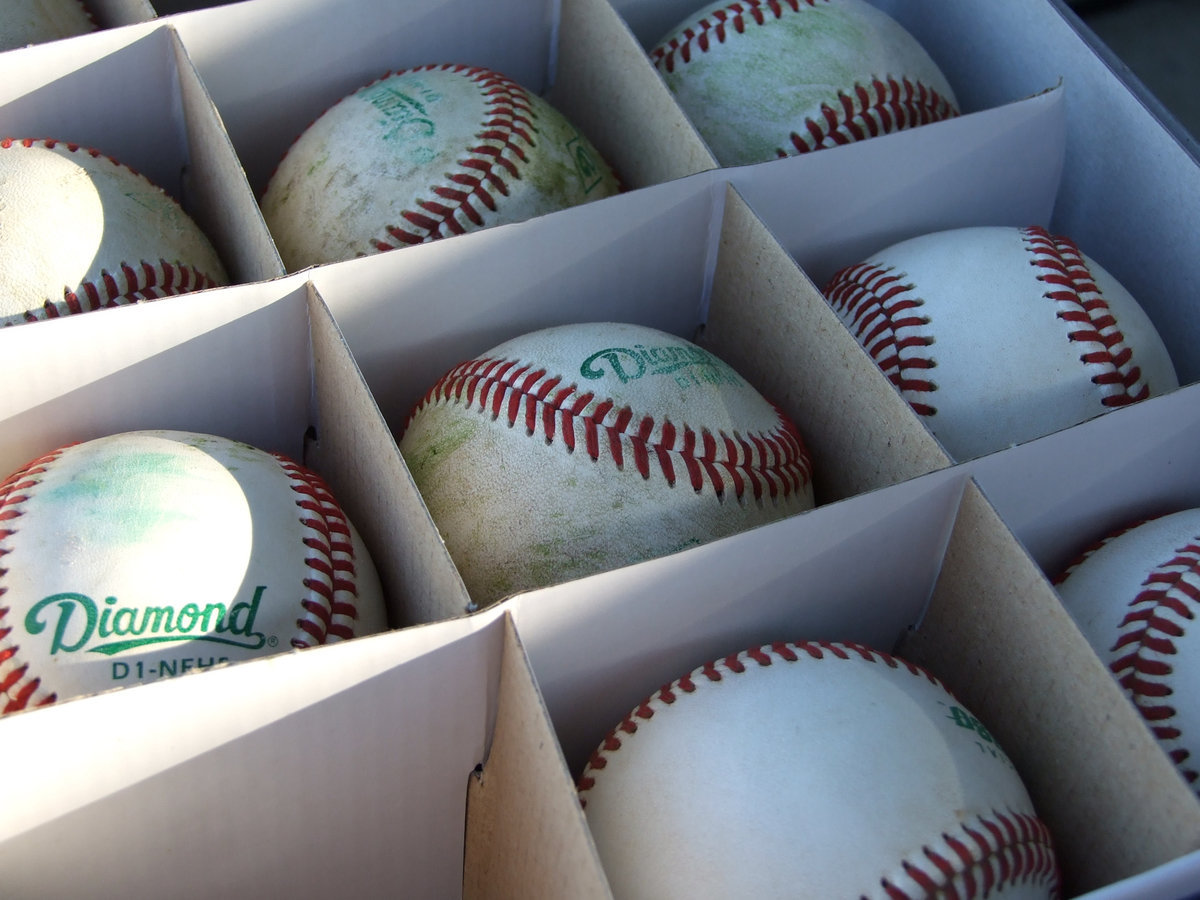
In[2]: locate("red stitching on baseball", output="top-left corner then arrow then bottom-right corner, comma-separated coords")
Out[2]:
1022,225 -> 1150,408
273,454 -> 366,649
18,259 -> 220,324
651,0 -> 824,73
876,811 -> 1058,900
0,444 -> 73,715
1055,513 -> 1198,782
781,76 -> 958,156
1104,534 -> 1200,782
409,355 -> 812,503
359,64 -> 538,250
578,640 -> 1059,897
823,261 -> 938,416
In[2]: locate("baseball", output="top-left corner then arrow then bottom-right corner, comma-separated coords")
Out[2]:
578,641 -> 1060,899
0,138 -> 229,327
0,431 -> 388,715
260,63 -> 622,271
0,0 -> 95,52
398,322 -> 814,608
1055,509 -> 1200,795
649,0 -> 959,166
823,225 -> 1179,461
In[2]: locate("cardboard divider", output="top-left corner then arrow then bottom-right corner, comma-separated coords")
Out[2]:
308,171 -> 724,443
305,283 -> 472,627
726,88 -> 1066,288
0,610 -> 508,898
963,383 -> 1200,578
509,467 -> 967,776
551,0 -> 716,188
0,280 -> 312,470
464,613 -> 611,899
702,185 -> 951,504
0,23 -> 281,287
898,481 -> 1200,896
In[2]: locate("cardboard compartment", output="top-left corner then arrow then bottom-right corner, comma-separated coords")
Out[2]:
0,597 -> 509,899
306,166 -> 961,616
964,383 -> 1200,579
0,275 -> 414,638
899,482 -> 1200,897
502,471 -> 1200,898
168,0 -> 556,199
0,22 -> 282,288
306,89 -> 1064,612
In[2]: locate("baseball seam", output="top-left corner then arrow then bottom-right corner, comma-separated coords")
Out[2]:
375,64 -> 536,248
0,445 -> 70,714
651,0 -> 827,72
649,0 -> 959,156
273,454 -> 366,649
823,261 -> 938,415
409,356 -> 813,503
780,76 -> 959,156
1060,518 -> 1199,784
1022,226 -> 1150,408
22,260 -> 221,324
577,641 -> 1060,899
293,63 -> 537,252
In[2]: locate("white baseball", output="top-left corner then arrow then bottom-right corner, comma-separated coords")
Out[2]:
260,63 -> 622,271
1055,509 -> 1200,794
649,0 -> 959,166
0,0 -> 96,52
398,322 -> 814,608
0,138 -> 229,327
578,641 -> 1059,899
823,225 -> 1179,461
0,431 -> 388,714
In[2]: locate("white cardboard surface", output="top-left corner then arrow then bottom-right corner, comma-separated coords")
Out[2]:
730,88 -> 1066,287
0,611 -> 506,899
0,278 -> 311,470
1,0 -> 1199,896
509,468 -> 966,773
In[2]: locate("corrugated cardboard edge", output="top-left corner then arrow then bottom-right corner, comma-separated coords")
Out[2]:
168,24 -> 285,282
551,0 -> 716,190
701,184 -> 953,505
464,612 -> 611,899
898,480 -> 1200,896
305,282 -> 473,628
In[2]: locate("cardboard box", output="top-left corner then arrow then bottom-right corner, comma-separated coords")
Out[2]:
1,0 -> 1199,897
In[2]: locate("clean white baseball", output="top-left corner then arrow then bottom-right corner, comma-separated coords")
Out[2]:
0,138 -> 229,327
0,431 -> 388,715
398,322 -> 814,608
1055,509 -> 1200,795
260,63 -> 622,271
578,641 -> 1060,899
649,0 -> 959,166
0,0 -> 96,52
823,225 -> 1179,461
